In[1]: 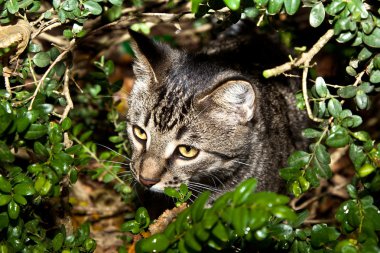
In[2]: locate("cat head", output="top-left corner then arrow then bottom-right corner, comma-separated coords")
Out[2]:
126,30 -> 258,193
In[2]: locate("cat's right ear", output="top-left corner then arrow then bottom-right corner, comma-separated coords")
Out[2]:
128,29 -> 166,86
198,80 -> 256,124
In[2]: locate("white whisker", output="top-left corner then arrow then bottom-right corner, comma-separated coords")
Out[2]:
99,160 -> 131,167
188,181 -> 223,193
96,143 -> 131,161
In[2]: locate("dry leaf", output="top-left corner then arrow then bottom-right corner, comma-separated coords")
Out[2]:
0,19 -> 32,62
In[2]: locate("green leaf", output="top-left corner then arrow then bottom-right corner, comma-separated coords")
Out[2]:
325,0 -> 346,15
191,0 -> 203,13
279,167 -> 301,180
8,200 -> 20,219
14,182 -> 36,196
15,117 -> 30,133
0,195 -> 12,206
328,98 -> 342,117
13,194 -> 27,205
33,52 -> 51,68
315,144 -> 331,164
164,187 -> 180,199
249,208 -> 270,230
346,65 -> 357,76
223,0 -> 240,11
271,205 -> 296,220
61,118 -> 72,132
313,156 -> 332,178
349,144 -> 366,169
355,91 -> 368,109
326,127 -> 350,148
342,115 -> 362,128
363,27 -> 380,48
121,220 -> 140,234
352,131 -> 371,141
83,1 -> 103,15
287,151 -> 310,169
357,163 -> 375,177
62,0 -> 77,11
310,224 -> 340,248
135,207 -> 150,228
231,207 -> 249,236
5,0 -> 19,14
337,86 -> 357,98
0,113 -> 12,135
34,141 -> 50,157
212,222 -> 229,242
268,0 -> 284,15
358,47 -> 372,61
370,70 -> 380,83
284,0 -> 300,15
109,0 -> 123,5
24,124 -> 48,139
0,175 -> 12,193
140,234 -> 170,252
254,0 -> 269,7
309,2 -> 325,28
347,0 -> 368,19
302,128 -> 322,139
191,191 -> 210,222
0,212 -> 9,229
315,77 -> 328,97
232,178 -> 257,206
52,232 -> 64,251
0,141 -> 15,163
184,231 -> 202,252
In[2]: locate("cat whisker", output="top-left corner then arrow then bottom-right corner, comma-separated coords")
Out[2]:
188,181 -> 223,193
209,174 -> 226,189
99,160 -> 131,167
96,143 -> 132,161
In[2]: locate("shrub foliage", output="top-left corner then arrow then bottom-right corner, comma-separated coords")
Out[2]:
0,0 -> 380,252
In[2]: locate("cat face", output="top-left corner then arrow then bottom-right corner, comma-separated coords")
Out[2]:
126,30 -> 257,193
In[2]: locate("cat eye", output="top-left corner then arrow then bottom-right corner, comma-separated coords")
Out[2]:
177,145 -> 199,159
133,126 -> 147,141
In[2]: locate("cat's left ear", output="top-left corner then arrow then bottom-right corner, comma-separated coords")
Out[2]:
128,29 -> 169,85
199,80 -> 255,123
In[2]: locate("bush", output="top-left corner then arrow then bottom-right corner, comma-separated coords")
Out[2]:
0,0 -> 379,252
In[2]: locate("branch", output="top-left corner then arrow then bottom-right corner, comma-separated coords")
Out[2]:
263,29 -> 334,78
60,67 -> 74,122
3,67 -> 11,95
302,61 -> 324,123
28,39 -> 75,110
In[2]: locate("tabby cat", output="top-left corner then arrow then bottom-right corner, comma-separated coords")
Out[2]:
126,25 -> 306,201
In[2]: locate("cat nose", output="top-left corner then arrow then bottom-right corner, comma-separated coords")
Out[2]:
139,175 -> 160,188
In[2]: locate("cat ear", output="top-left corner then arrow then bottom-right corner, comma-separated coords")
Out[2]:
128,29 -> 166,85
200,80 -> 255,123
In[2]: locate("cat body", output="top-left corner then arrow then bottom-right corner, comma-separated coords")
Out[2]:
126,26 -> 306,201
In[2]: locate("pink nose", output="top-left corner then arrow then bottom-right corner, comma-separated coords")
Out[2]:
139,175 -> 160,188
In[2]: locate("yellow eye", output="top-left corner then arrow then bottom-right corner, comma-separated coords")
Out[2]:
178,145 -> 199,159
133,126 -> 147,141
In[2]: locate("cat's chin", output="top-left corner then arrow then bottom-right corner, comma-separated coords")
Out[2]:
149,185 -> 164,193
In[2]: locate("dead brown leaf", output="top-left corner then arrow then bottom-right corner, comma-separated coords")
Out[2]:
0,19 -> 32,62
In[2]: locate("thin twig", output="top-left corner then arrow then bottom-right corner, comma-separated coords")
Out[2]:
60,67 -> 74,122
30,8 -> 54,26
3,67 -> 11,95
28,39 -> 75,110
31,18 -> 61,39
302,61 -> 324,122
263,29 -> 334,78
